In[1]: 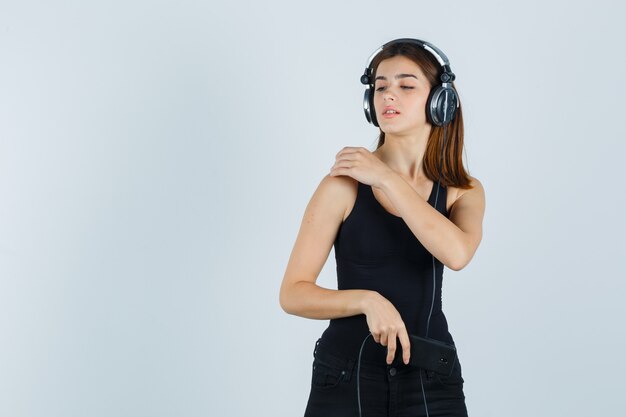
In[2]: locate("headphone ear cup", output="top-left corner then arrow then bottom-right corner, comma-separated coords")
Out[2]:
363,87 -> 379,127
427,86 -> 458,127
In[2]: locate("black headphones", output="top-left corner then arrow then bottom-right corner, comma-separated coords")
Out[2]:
360,38 -> 459,128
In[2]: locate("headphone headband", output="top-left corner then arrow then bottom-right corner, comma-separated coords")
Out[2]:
365,38 -> 450,71
361,38 -> 455,86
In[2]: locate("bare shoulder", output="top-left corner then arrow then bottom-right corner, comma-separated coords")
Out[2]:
449,175 -> 485,207
316,174 -> 358,222
462,175 -> 485,198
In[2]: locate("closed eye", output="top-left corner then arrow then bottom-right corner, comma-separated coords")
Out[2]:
375,86 -> 415,92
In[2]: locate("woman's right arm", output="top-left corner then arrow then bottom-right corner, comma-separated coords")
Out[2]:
279,174 -> 373,319
279,173 -> 412,365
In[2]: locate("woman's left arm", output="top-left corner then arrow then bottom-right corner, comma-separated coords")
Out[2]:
377,172 -> 485,271
329,146 -> 485,271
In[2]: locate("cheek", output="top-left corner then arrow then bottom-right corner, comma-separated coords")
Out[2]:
403,99 -> 429,118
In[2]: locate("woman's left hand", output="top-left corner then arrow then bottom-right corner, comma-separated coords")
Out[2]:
329,147 -> 394,188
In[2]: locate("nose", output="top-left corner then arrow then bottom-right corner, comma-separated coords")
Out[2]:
382,89 -> 396,101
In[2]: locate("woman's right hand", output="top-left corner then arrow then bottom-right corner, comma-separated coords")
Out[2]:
361,291 -> 411,366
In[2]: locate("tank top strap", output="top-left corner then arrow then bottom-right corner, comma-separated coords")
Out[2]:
429,180 -> 448,217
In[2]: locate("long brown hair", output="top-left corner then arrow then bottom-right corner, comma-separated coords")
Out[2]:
370,42 -> 473,190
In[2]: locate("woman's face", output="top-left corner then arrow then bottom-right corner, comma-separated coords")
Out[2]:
373,55 -> 432,135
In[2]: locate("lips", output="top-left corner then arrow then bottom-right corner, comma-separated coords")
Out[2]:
382,106 -> 400,118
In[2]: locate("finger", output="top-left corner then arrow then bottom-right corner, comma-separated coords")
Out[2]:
329,166 -> 350,177
398,330 -> 411,365
335,147 -> 349,158
386,333 -> 397,364
335,153 -> 356,165
336,147 -> 361,158
380,332 -> 387,346
329,171 -> 346,178
331,160 -> 352,169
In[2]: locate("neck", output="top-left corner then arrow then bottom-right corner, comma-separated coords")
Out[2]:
375,125 -> 432,182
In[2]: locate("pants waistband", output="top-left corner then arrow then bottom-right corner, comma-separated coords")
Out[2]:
312,337 -> 430,380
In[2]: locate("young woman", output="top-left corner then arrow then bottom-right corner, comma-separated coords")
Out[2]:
279,38 -> 485,417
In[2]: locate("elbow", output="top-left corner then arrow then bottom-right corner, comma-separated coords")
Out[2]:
450,245 -> 480,271
280,280 -> 313,316
448,235 -> 480,271
447,260 -> 464,272
279,285 -> 298,315
456,228 -> 483,271
280,301 -> 296,316
448,248 -> 469,271
279,291 -> 292,315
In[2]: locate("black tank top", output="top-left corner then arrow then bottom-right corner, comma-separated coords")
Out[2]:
318,179 -> 455,366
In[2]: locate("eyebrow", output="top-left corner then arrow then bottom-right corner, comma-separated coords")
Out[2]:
374,74 -> 418,81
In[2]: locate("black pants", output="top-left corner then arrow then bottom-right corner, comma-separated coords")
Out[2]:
304,338 -> 468,417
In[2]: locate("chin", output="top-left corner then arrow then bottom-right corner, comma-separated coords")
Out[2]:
380,121 -> 425,136
380,124 -> 409,135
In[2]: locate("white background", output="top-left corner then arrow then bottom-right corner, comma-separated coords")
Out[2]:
1,0 -> 624,416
